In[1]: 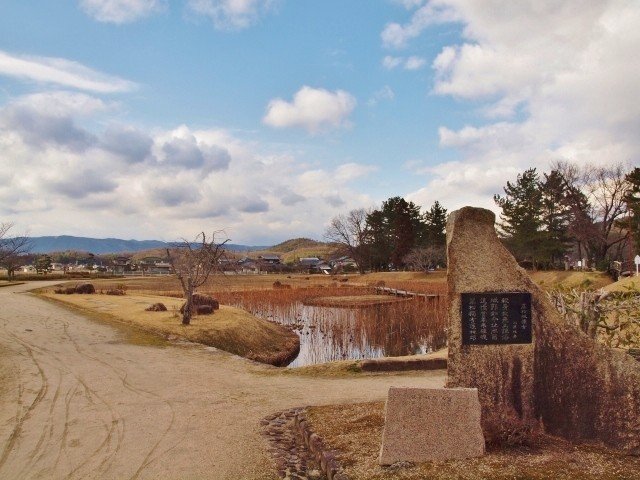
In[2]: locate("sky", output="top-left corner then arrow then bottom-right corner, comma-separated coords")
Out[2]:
0,0 -> 638,245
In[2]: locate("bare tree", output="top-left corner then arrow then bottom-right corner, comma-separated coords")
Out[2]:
166,231 -> 229,325
553,161 -> 630,266
324,208 -> 369,274
0,222 -> 31,280
403,246 -> 445,272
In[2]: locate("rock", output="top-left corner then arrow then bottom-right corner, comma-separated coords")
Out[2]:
196,304 -> 214,315
446,206 -> 640,453
74,283 -> 95,294
179,293 -> 220,314
379,387 -> 484,465
145,303 -> 167,312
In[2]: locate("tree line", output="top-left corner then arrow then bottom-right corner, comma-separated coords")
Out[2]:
325,197 -> 448,273
326,161 -> 639,273
494,162 -> 639,270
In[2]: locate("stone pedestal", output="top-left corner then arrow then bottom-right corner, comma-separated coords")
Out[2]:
379,387 -> 484,465
446,207 -> 640,453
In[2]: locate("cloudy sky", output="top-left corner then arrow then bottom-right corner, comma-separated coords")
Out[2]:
1,1 -> 638,245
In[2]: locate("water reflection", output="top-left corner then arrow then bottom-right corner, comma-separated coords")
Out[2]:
220,290 -> 447,367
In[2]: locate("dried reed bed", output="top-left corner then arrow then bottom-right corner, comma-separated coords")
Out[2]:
366,280 -> 448,295
212,285 -> 448,367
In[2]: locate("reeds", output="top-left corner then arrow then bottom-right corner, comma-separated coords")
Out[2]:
212,285 -> 447,367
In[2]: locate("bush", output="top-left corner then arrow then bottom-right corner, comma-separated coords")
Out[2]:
75,283 -> 95,294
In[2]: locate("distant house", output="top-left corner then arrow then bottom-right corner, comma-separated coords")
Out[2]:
137,256 -> 171,275
112,256 -> 132,274
238,259 -> 260,274
299,257 -> 331,274
299,257 -> 321,267
258,254 -> 281,265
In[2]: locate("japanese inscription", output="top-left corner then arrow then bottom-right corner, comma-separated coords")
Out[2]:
461,292 -> 532,345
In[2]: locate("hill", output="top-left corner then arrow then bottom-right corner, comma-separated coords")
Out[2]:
268,238 -> 328,253
251,237 -> 339,264
29,236 -> 265,255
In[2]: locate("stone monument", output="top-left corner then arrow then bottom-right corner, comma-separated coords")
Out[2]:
446,207 -> 640,453
379,387 -> 485,465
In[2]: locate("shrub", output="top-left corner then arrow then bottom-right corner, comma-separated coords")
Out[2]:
74,283 -> 95,294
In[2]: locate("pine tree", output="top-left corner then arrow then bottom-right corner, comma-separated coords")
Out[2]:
540,170 -> 572,266
424,201 -> 447,248
494,168 -> 545,267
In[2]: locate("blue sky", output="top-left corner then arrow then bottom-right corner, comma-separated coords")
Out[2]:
1,1 -> 638,244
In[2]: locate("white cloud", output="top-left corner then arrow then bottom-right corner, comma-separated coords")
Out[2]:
382,55 -> 403,69
404,55 -> 426,70
0,90 -> 375,244
334,163 -> 378,181
382,1 -> 461,49
79,0 -> 165,23
187,0 -> 275,30
382,55 -> 426,70
367,85 -> 395,106
263,86 -> 357,133
0,50 -> 136,93
397,1 -> 640,215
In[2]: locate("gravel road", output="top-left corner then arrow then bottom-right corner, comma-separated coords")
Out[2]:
0,282 -> 446,479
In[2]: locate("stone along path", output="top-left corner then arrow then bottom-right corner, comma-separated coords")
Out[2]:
0,283 -> 446,480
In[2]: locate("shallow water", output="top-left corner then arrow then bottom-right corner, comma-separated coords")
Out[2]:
228,297 -> 447,367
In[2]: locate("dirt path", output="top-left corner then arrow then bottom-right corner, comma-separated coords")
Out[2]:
0,282 -> 446,480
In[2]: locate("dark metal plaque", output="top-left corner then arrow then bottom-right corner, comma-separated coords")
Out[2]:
461,292 -> 532,345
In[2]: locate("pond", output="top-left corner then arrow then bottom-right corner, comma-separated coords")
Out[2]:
219,288 -> 447,367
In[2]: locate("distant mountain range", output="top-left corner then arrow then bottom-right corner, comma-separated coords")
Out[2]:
29,236 -> 268,255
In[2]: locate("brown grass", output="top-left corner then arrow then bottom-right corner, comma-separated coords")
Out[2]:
307,402 -> 640,480
38,290 -> 299,366
530,270 -> 612,290
214,285 -> 448,362
303,295 -> 411,308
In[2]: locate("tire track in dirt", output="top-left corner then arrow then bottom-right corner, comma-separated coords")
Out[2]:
61,321 -> 181,480
0,335 -> 49,473
1,282 -> 447,479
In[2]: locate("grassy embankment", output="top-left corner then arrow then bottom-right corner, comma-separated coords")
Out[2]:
38,288 -> 299,366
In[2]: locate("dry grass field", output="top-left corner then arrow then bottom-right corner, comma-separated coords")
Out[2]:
39,289 -> 299,365
307,402 -> 640,480
529,270 -> 612,290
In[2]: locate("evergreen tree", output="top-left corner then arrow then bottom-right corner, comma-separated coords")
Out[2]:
540,170 -> 572,265
424,201 -> 447,248
494,168 -> 545,267
365,196 -> 428,270
365,209 -> 390,271
35,254 -> 52,274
